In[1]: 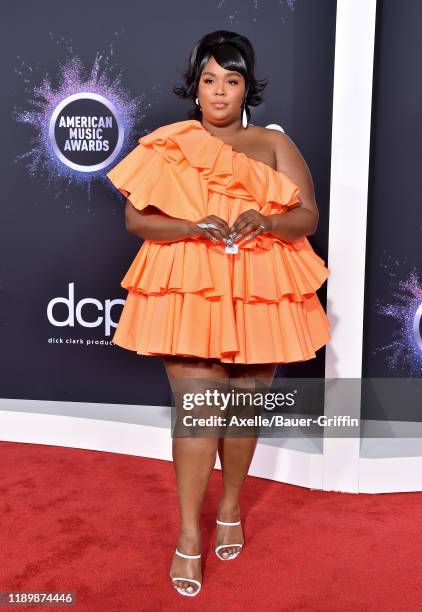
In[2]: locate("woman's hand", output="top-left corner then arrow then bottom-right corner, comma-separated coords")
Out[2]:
189,215 -> 231,243
229,210 -> 271,243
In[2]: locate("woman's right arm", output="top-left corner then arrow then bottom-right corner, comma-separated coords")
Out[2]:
124,200 -> 230,244
125,200 -> 197,243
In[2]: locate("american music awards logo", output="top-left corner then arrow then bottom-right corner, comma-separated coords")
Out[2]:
14,48 -> 144,188
373,265 -> 422,376
413,303 -> 422,353
49,92 -> 124,172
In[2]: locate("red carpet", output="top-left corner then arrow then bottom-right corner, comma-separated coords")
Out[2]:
1,440 -> 422,611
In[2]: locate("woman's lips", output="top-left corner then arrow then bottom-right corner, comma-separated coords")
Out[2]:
213,103 -> 227,108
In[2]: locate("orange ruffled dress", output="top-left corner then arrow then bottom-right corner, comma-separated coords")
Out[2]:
106,119 -> 331,364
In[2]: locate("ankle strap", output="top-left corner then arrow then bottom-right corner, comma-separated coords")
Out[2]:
216,519 -> 241,526
175,548 -> 201,559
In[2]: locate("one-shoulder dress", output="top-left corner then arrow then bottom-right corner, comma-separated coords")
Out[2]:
106,119 -> 331,364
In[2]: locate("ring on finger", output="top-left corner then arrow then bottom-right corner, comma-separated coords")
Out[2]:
196,222 -> 219,231
246,227 -> 263,240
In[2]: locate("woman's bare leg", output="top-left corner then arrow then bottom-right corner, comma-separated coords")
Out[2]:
163,355 -> 230,594
216,362 -> 277,558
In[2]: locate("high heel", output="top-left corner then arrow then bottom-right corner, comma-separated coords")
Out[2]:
215,519 -> 244,560
170,548 -> 202,597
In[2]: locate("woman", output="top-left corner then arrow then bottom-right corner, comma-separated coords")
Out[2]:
107,30 -> 331,597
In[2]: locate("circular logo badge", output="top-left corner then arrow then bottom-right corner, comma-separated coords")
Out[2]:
49,92 -> 124,172
413,302 -> 422,352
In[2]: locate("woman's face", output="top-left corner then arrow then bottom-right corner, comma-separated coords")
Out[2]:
197,55 -> 246,123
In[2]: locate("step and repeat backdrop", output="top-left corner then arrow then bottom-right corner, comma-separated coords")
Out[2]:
362,0 -> 422,421
1,0 -> 335,407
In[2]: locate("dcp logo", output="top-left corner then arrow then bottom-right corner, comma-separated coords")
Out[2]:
47,282 -> 124,336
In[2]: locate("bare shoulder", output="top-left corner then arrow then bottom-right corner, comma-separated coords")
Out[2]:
247,124 -> 274,147
264,127 -> 316,204
265,128 -> 305,171
239,124 -> 277,169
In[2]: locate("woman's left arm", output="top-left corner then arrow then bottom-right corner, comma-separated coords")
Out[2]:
265,131 -> 319,241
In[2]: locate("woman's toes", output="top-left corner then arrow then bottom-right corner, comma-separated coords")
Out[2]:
178,581 -> 196,594
220,545 -> 241,559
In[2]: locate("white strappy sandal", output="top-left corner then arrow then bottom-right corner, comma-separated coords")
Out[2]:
215,519 -> 244,560
170,548 -> 202,597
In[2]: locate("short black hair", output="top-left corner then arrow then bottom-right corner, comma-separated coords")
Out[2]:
173,30 -> 268,121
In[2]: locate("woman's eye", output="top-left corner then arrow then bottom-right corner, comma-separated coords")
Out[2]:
203,79 -> 239,85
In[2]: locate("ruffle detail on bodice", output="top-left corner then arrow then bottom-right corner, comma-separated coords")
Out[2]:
106,119 -> 301,250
